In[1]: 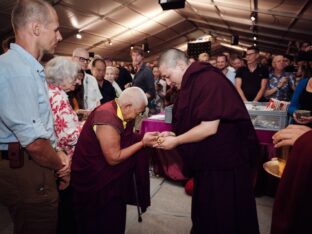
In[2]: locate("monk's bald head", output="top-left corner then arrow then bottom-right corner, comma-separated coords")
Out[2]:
118,87 -> 147,109
159,48 -> 189,69
158,49 -> 189,90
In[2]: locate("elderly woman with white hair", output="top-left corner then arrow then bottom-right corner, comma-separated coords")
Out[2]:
45,57 -> 82,184
45,56 -> 83,233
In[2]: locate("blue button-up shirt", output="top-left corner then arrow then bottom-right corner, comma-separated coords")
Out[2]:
0,43 -> 56,150
266,71 -> 295,101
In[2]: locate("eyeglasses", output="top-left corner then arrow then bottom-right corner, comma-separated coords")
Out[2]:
74,56 -> 90,63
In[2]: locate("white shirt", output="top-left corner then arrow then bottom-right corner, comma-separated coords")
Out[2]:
112,81 -> 122,97
225,66 -> 236,85
83,73 -> 102,110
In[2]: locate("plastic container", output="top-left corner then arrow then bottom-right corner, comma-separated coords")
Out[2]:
164,105 -> 173,123
245,102 -> 289,131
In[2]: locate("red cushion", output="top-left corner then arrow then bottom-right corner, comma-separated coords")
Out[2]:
184,178 -> 194,196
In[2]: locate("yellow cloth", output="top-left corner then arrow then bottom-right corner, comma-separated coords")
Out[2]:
116,101 -> 127,129
93,100 -> 126,132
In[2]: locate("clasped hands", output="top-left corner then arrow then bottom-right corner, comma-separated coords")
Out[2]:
141,131 -> 178,150
55,151 -> 71,190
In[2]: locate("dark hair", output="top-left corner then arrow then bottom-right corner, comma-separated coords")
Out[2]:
91,58 -> 105,67
130,46 -> 144,57
230,54 -> 242,60
68,85 -> 84,110
216,53 -> 228,62
247,46 -> 260,53
283,54 -> 294,62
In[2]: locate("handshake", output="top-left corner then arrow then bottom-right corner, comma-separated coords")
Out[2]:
141,131 -> 178,150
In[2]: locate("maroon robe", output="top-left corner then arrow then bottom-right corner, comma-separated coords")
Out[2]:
172,62 -> 260,234
271,130 -> 312,234
71,100 -> 150,234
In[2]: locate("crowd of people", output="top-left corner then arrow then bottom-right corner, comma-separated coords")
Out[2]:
0,0 -> 312,234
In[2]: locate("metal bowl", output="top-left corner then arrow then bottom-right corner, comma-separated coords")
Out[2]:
263,157 -> 286,178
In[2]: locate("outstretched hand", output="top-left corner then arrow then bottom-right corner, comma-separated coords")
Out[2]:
154,135 -> 179,150
142,131 -> 160,147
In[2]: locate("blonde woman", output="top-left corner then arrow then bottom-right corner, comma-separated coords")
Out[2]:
105,66 -> 122,97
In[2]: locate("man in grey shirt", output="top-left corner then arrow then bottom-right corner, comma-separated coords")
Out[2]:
131,46 -> 156,107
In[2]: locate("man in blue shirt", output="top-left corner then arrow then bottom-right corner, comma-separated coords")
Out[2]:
0,0 -> 69,233
264,55 -> 295,101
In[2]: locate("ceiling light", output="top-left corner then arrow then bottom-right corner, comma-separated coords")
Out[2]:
76,33 -> 82,39
253,36 -> 257,40
250,12 -> 256,22
143,39 -> 149,53
130,44 -> 134,50
253,43 -> 257,46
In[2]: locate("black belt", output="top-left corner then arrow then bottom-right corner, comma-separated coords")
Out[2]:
0,150 -> 9,160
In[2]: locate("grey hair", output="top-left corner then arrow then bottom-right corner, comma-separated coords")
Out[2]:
159,48 -> 189,68
11,0 -> 53,32
119,87 -> 148,108
272,54 -> 284,65
106,66 -> 119,75
45,57 -> 80,86
72,48 -> 88,57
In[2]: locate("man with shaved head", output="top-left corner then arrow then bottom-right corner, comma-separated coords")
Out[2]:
71,87 -> 158,234
264,54 -> 295,101
157,48 -> 260,234
0,0 -> 69,233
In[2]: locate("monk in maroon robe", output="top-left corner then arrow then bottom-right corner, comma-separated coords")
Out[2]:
157,49 -> 260,234
71,87 -> 158,234
271,125 -> 312,234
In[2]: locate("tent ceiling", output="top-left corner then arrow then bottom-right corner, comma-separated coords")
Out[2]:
0,0 -> 311,61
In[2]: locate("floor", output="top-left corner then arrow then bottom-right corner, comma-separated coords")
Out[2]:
0,176 -> 274,234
